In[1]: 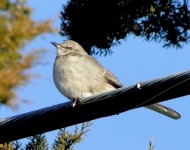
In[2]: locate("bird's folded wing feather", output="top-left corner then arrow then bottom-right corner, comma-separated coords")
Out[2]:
103,69 -> 123,88
103,69 -> 180,120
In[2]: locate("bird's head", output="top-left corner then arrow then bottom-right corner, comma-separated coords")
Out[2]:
51,40 -> 87,56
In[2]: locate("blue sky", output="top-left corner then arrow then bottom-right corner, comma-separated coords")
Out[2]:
1,0 -> 190,149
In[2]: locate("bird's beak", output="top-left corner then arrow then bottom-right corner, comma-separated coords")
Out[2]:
51,42 -> 59,47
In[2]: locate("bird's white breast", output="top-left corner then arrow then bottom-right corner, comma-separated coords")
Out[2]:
53,55 -> 115,100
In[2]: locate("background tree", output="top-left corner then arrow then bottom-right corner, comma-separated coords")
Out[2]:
60,0 -> 190,54
25,134 -> 49,150
0,0 -> 54,107
53,122 -> 92,150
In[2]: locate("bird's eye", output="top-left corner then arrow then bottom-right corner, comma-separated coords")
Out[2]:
67,45 -> 73,50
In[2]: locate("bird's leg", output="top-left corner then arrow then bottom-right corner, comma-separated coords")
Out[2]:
136,81 -> 143,89
72,98 -> 80,107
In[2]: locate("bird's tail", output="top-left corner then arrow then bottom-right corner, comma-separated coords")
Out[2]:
145,103 -> 180,120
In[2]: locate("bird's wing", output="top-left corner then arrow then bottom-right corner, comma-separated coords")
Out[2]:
103,69 -> 123,88
82,55 -> 123,88
86,55 -> 180,120
103,69 -> 180,120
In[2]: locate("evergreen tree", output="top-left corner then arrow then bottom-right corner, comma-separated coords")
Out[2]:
25,134 -> 48,150
60,0 -> 190,54
53,122 -> 92,150
0,0 -> 54,107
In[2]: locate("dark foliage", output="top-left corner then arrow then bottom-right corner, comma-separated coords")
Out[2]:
25,134 -> 48,150
60,0 -> 190,54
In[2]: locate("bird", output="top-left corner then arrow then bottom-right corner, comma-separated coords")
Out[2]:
51,40 -> 180,119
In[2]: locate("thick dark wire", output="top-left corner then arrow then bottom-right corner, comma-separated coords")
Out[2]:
133,77 -> 190,109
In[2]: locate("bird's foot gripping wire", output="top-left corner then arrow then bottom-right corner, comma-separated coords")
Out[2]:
72,98 -> 80,107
